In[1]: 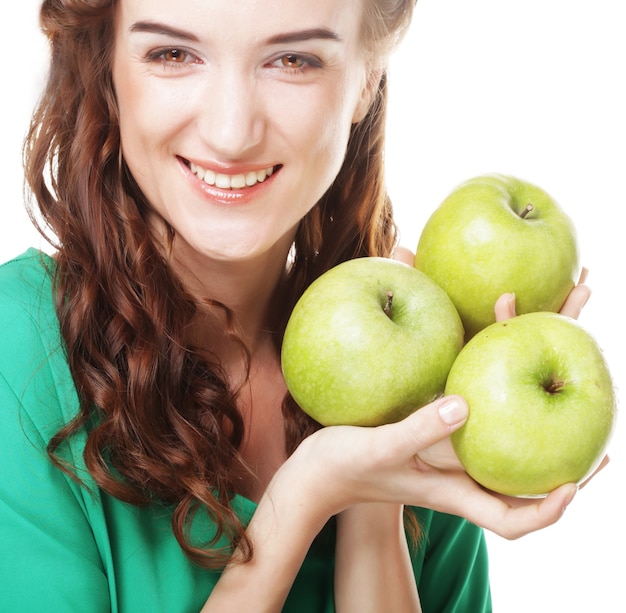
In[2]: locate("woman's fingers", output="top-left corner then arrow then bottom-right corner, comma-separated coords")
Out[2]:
559,268 -> 591,319
380,396 -> 469,459
578,454 -> 610,489
387,398 -> 583,539
497,483 -> 578,539
494,267 -> 590,324
393,248 -> 591,321
452,481 -> 578,540
306,394 -> 586,540
494,292 -> 516,322
392,245 -> 415,266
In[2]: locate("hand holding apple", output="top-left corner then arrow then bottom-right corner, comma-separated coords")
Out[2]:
414,174 -> 580,340
278,254 -> 596,532
494,266 -> 590,325
285,393 -> 580,540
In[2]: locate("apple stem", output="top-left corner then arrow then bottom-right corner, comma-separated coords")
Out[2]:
384,291 -> 393,318
520,203 -> 534,219
545,379 -> 565,394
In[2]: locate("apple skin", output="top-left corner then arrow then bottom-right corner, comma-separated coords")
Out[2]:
414,174 -> 580,340
281,257 -> 464,426
445,312 -> 616,497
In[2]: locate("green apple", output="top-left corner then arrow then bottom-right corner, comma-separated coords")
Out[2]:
414,173 -> 580,340
446,312 -> 616,497
281,257 -> 464,426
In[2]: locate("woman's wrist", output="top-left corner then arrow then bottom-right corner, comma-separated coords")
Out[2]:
202,452 -> 333,612
336,502 -> 405,538
334,502 -> 421,613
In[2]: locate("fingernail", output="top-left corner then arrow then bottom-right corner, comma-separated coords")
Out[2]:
576,291 -> 591,318
438,397 -> 468,426
507,293 -> 516,316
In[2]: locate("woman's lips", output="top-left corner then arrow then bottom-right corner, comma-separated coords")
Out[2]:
183,157 -> 281,191
180,157 -> 282,203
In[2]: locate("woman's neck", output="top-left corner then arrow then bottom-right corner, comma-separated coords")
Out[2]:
170,237 -> 293,359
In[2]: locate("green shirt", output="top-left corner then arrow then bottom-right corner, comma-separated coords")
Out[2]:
0,249 -> 492,612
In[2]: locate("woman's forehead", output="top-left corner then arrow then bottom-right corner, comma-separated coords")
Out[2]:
115,0 -> 366,39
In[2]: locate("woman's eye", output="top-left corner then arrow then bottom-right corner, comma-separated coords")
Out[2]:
280,54 -> 305,69
271,53 -> 321,72
146,48 -> 198,66
162,48 -> 189,63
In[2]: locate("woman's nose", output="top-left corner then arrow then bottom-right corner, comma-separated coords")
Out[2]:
196,70 -> 265,160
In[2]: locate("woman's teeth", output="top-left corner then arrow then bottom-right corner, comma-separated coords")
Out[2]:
190,162 -> 275,189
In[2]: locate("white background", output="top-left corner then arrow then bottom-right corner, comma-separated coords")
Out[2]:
2,1 -> 624,612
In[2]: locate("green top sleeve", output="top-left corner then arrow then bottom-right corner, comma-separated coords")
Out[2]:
0,249 -> 491,612
0,251 -> 111,610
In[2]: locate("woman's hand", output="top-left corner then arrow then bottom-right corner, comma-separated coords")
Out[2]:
394,244 -> 593,323
393,245 -> 416,266
293,395 -> 577,540
306,255 -> 600,538
494,267 -> 591,322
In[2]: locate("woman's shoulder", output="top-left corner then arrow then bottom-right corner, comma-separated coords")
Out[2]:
0,248 -> 77,430
0,247 -> 58,356
0,248 -> 54,320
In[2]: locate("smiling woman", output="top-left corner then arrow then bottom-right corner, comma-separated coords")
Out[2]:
0,0 -> 616,612
112,0 -> 373,271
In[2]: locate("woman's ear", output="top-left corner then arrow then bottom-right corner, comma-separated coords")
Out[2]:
352,66 -> 383,124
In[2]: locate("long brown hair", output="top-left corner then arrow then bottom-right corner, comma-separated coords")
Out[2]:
24,0 -> 415,568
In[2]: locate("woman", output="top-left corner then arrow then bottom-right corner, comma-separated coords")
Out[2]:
0,0 -> 594,611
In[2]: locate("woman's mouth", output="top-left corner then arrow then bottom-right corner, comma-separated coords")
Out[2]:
186,160 -> 280,190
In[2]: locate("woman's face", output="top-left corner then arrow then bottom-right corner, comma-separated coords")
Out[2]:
112,0 -> 374,268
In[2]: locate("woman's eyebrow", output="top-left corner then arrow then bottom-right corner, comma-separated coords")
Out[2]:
265,28 -> 343,45
129,21 -> 342,45
129,21 -> 200,41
